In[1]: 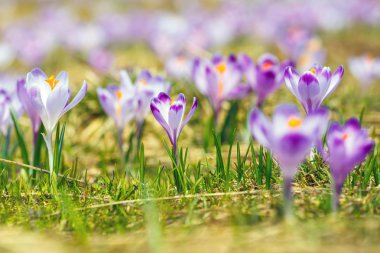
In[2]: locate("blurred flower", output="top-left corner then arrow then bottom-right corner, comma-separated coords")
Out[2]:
121,70 -> 171,127
249,104 -> 329,214
284,65 -> 344,114
88,49 -> 114,73
239,53 -> 293,107
348,54 -> 380,87
150,92 -> 197,162
0,75 -> 23,134
17,79 -> 41,145
25,68 -> 87,174
192,54 -> 250,120
0,89 -> 11,135
165,52 -> 193,80
97,83 -> 134,132
297,38 -> 326,72
318,118 -> 374,210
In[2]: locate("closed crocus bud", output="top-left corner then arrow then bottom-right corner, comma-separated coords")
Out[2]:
150,92 -> 197,163
192,54 -> 251,121
348,54 -> 380,87
284,65 -> 344,114
319,118 -> 374,211
239,53 -> 294,107
248,104 -> 329,216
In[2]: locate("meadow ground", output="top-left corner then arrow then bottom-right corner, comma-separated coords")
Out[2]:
0,25 -> 380,253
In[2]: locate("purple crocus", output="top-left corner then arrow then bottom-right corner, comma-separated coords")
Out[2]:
0,89 -> 11,135
25,68 -> 87,175
348,54 -> 380,87
150,92 -> 197,163
249,104 -> 329,215
239,53 -> 294,107
318,118 -> 374,211
192,54 -> 250,122
97,80 -> 134,165
121,70 -> 171,140
284,65 -> 344,114
17,79 -> 41,147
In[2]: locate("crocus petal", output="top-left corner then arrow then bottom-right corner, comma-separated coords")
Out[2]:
150,101 -> 173,144
323,65 -> 344,99
62,81 -> 88,115
298,72 -> 320,113
284,67 -> 301,99
168,102 -> 184,141
46,80 -> 70,131
248,108 -> 272,148
120,70 -> 133,89
179,97 -> 197,134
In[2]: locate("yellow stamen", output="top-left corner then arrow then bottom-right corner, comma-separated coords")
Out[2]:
310,68 -> 316,74
115,90 -> 123,100
288,117 -> 302,128
215,62 -> 227,74
115,90 -> 122,116
45,75 -> 59,90
342,133 -> 348,140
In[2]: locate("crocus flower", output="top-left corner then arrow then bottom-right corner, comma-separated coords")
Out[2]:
318,118 -> 374,211
284,65 -> 344,114
97,81 -> 135,165
348,54 -> 380,87
249,104 -> 329,215
192,54 -> 250,121
165,52 -> 192,80
150,92 -> 197,162
239,53 -> 294,107
25,68 -> 87,175
0,89 -> 11,135
122,70 -> 171,125
17,79 -> 41,146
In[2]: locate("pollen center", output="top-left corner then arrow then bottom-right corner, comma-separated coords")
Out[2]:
45,75 -> 59,90
115,90 -> 123,100
262,61 -> 273,70
288,117 -> 302,128
342,133 -> 349,140
215,62 -> 227,74
310,68 -> 316,74
139,79 -> 148,86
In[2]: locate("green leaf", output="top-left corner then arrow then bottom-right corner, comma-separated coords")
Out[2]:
10,110 -> 30,165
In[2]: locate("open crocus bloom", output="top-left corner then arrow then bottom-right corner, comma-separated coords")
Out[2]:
284,65 -> 344,114
319,118 -> 374,196
150,92 -> 197,147
121,70 -> 171,125
25,68 -> 87,134
249,104 -> 329,179
239,53 -> 293,107
348,54 -> 380,87
97,84 -> 134,131
192,54 -> 250,115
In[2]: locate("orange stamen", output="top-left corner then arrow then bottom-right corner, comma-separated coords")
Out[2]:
139,79 -> 148,86
45,75 -> 59,90
342,133 -> 348,140
262,61 -> 274,70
